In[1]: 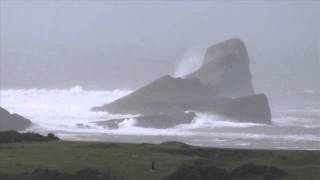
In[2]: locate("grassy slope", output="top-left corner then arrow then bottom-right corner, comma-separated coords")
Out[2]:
0,141 -> 320,180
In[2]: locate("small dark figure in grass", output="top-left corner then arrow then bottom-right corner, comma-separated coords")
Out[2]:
151,160 -> 156,171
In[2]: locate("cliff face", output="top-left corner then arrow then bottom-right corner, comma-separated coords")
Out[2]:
187,38 -> 255,98
0,107 -> 32,131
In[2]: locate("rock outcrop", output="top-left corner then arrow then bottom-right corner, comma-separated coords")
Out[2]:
94,92 -> 271,129
0,106 -> 32,131
93,38 -> 272,128
94,112 -> 196,129
215,94 -> 271,124
187,38 -> 255,98
93,75 -> 218,115
196,94 -> 272,124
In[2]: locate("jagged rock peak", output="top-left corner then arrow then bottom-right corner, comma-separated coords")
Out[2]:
187,38 -> 255,98
203,38 -> 248,64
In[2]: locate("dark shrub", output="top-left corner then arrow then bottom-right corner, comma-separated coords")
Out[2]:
163,147 -> 253,160
231,163 -> 287,179
8,168 -> 71,180
75,168 -> 116,180
163,160 -> 232,180
4,168 -> 122,180
0,131 -> 59,144
46,133 -> 60,141
80,143 -> 120,149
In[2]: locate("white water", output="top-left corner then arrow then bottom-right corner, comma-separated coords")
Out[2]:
173,48 -> 205,78
1,87 -> 320,149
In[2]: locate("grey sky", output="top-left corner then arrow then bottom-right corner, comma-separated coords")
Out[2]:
1,1 -> 319,91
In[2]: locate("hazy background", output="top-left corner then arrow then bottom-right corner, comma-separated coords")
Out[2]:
1,1 -> 319,93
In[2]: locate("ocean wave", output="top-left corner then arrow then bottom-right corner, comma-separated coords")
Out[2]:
202,132 -> 320,142
177,113 -> 265,129
0,87 -> 132,131
2,87 -> 320,149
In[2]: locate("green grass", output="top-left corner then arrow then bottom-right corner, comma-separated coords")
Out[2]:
0,141 -> 320,180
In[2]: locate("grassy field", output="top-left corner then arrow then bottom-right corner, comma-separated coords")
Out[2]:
0,141 -> 320,180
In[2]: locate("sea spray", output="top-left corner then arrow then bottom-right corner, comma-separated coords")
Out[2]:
0,86 -> 132,132
176,112 -> 264,129
173,47 -> 206,78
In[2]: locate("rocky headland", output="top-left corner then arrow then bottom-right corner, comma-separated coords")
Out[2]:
93,38 -> 272,129
0,106 -> 32,131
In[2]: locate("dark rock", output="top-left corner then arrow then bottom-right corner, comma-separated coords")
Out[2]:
197,94 -> 272,124
94,112 -> 196,129
219,94 -> 272,124
135,112 -> 195,128
92,39 -> 272,127
187,38 -> 255,98
0,106 -> 32,131
95,93 -> 271,127
93,75 -> 271,127
93,75 -> 217,115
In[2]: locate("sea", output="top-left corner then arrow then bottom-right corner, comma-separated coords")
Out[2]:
1,86 -> 319,150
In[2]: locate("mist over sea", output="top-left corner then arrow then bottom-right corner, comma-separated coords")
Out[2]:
1,86 -> 319,150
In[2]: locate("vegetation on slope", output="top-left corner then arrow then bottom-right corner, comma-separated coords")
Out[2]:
0,139 -> 319,180
0,131 -> 59,144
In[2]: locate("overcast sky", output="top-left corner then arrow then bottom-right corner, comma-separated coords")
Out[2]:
1,1 -> 319,91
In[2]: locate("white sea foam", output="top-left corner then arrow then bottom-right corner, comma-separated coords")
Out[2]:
0,88 -> 263,134
1,87 -> 320,149
177,113 -> 264,130
0,86 -> 132,132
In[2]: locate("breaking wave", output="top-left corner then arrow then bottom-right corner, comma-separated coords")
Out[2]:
178,113 -> 264,129
1,86 -> 320,149
0,87 -> 262,134
0,86 -> 132,132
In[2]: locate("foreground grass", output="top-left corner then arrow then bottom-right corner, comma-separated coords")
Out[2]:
0,141 -> 320,180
